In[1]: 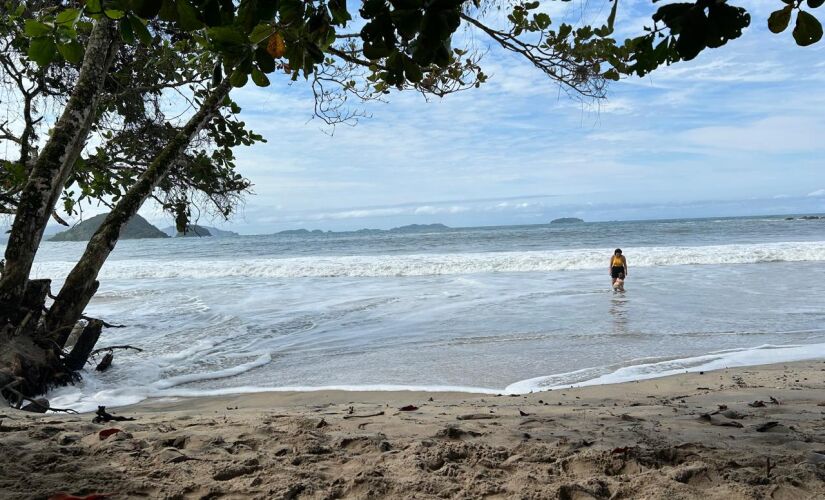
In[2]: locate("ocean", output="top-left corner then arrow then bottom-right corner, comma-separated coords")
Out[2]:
26,215 -> 825,411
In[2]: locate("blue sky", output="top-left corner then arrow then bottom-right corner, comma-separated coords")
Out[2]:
69,1 -> 825,233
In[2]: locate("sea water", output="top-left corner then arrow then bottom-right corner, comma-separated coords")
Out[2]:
23,216 -> 825,411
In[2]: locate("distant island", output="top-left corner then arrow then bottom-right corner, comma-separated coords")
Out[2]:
161,225 -> 239,238
49,214 -> 168,242
550,217 -> 584,224
274,223 -> 450,236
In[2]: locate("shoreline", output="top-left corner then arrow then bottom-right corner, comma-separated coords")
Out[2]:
48,340 -> 825,412
4,360 -> 825,498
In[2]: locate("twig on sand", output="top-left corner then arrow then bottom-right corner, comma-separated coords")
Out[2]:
343,411 -> 385,419
92,406 -> 135,423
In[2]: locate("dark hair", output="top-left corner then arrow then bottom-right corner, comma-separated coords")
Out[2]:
614,248 -> 622,255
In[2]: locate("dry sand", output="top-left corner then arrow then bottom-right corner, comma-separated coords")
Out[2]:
2,361 -> 825,499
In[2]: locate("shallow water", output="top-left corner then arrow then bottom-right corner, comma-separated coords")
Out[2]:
24,216 -> 825,410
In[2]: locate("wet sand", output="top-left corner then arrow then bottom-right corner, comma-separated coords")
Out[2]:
2,361 -> 825,499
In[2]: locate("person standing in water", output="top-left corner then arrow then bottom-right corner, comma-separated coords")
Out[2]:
609,248 -> 628,291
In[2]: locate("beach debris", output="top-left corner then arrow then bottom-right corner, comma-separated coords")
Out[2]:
769,396 -> 781,405
698,413 -> 743,428
428,397 -> 434,402
95,352 -> 113,372
48,494 -> 112,500
399,405 -> 419,412
612,446 -> 631,455
755,421 -> 779,432
342,411 -> 384,420
92,406 -> 135,424
98,428 -> 122,440
316,418 -> 328,428
748,400 -> 767,408
696,387 -> 711,391
456,413 -> 497,421
518,409 -> 530,416
718,404 -> 728,411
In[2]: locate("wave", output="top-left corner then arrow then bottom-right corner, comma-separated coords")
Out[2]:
31,241 -> 825,279
46,341 -> 825,413
505,342 -> 825,393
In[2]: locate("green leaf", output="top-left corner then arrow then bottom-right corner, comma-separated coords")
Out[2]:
158,0 -> 178,21
121,16 -> 135,43
808,0 -> 825,8
402,55 -> 423,83
229,69 -> 248,87
251,68 -> 270,86
176,0 -> 203,31
329,0 -> 351,25
56,8 -> 81,26
209,26 -> 248,45
768,6 -> 793,34
534,13 -> 551,30
105,9 -> 126,20
793,10 -> 823,46
132,0 -> 164,19
58,41 -> 85,63
249,23 -> 273,44
86,0 -> 102,14
255,48 -> 276,73
129,15 -> 153,44
24,20 -> 52,37
28,37 -> 57,66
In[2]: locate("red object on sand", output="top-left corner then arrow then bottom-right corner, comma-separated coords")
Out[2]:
48,494 -> 112,500
399,405 -> 419,411
98,428 -> 122,440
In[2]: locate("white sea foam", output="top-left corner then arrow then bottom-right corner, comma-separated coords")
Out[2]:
47,342 -> 825,413
31,240 -> 825,280
505,342 -> 825,393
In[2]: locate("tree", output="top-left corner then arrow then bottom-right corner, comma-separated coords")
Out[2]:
0,0 -> 822,406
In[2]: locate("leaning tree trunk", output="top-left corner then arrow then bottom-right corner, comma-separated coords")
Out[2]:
0,18 -> 120,404
0,17 -> 119,318
45,78 -> 233,347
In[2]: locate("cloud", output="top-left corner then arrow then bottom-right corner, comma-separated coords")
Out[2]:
681,116 -> 825,154
807,189 -> 825,197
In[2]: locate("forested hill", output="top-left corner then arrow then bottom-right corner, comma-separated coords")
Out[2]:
49,214 -> 168,242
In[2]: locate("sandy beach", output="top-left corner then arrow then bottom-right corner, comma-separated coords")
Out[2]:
2,361 -> 825,499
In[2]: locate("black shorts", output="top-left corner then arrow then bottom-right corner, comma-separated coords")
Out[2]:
611,266 -> 625,279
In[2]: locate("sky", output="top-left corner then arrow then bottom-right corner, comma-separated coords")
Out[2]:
9,0 -> 825,235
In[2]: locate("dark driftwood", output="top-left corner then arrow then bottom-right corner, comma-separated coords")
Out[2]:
63,320 -> 102,371
95,352 -> 113,372
90,345 -> 143,356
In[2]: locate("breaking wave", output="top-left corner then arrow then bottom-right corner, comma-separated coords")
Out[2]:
32,240 -> 825,279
